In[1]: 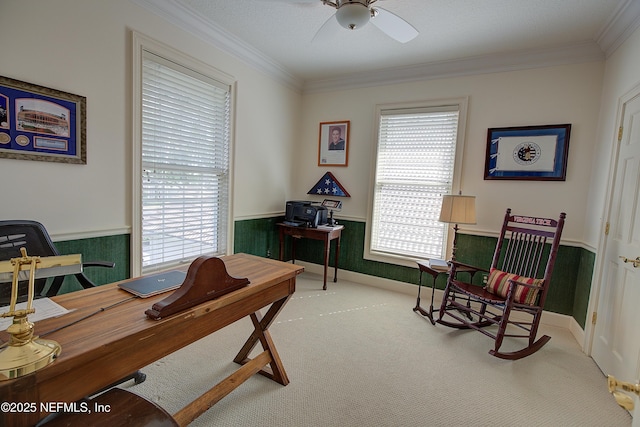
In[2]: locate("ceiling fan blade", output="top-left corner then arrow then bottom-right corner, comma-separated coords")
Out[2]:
371,7 -> 418,43
312,13 -> 340,43
258,0 -> 320,7
262,0 -> 319,4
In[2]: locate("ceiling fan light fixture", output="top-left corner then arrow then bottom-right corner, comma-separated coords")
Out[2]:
336,3 -> 371,30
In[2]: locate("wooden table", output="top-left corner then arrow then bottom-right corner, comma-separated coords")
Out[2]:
277,223 -> 343,290
0,253 -> 303,427
413,259 -> 478,325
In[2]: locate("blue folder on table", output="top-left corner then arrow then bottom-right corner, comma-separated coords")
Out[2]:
118,270 -> 186,298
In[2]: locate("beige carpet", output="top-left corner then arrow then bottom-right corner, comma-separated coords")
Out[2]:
124,271 -> 632,426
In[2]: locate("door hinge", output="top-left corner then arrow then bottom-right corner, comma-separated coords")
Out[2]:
618,126 -> 623,142
605,222 -> 610,235
592,312 -> 598,325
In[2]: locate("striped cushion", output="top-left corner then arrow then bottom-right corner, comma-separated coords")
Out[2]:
485,268 -> 543,305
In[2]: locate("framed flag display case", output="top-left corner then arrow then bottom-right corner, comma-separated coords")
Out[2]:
484,124 -> 571,181
307,171 -> 350,197
0,76 -> 86,164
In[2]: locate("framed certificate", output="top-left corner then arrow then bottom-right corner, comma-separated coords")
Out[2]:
484,124 -> 571,181
318,121 -> 349,167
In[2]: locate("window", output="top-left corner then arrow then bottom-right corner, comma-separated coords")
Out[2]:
367,99 -> 467,265
132,33 -> 234,274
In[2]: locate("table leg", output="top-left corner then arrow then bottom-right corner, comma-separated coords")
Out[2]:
413,270 -> 437,325
173,350 -> 274,426
171,295 -> 294,426
322,236 -> 330,290
291,237 -> 297,264
333,235 -> 340,283
413,270 -> 424,309
233,295 -> 291,385
278,229 -> 284,261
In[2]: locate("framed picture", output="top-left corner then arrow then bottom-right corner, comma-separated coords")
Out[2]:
484,124 -> 571,181
0,76 -> 86,164
318,121 -> 349,166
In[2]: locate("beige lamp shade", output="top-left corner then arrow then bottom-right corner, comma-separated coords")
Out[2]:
439,195 -> 476,225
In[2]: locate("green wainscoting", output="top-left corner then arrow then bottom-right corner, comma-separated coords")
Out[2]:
54,218 -> 593,329
233,217 -> 593,328
233,216 -> 283,259
573,249 -> 595,328
54,234 -> 130,294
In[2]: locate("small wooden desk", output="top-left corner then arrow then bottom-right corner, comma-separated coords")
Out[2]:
277,224 -> 343,290
0,253 -> 303,427
413,260 -> 478,325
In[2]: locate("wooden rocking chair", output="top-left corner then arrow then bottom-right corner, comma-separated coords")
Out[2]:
437,208 -> 565,360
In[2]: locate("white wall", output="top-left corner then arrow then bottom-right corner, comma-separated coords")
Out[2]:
1,0 -> 633,253
0,0 -> 301,237
299,62 -> 605,245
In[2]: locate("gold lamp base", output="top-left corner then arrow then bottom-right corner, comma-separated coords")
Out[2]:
0,249 -> 68,380
0,313 -> 61,380
0,339 -> 61,380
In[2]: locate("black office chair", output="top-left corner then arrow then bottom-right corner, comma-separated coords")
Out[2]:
0,219 -> 146,386
0,220 -> 116,304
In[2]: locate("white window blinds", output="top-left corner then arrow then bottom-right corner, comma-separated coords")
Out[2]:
141,51 -> 231,271
371,106 -> 459,260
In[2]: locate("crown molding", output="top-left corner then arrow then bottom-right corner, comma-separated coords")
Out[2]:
131,0 -> 303,92
596,0 -> 640,57
302,41 -> 605,93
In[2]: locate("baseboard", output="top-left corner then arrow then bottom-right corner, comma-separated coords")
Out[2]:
568,316 -> 586,346
298,260 -> 585,348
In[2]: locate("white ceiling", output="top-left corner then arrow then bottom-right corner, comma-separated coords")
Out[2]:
136,0 -> 640,92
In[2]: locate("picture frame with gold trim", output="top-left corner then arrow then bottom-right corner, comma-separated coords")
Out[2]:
318,120 -> 349,167
0,76 -> 86,164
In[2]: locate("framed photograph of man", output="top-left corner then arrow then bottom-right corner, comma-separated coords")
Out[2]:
318,121 -> 349,166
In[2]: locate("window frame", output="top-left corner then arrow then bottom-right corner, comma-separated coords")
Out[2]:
365,97 -> 468,267
131,32 -> 237,276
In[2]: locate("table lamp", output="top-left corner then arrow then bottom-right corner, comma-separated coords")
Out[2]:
439,194 -> 476,261
0,249 -> 81,379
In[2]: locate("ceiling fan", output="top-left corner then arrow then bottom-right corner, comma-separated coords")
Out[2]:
315,0 -> 419,43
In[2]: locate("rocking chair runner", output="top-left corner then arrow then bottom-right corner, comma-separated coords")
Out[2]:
437,209 -> 565,360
